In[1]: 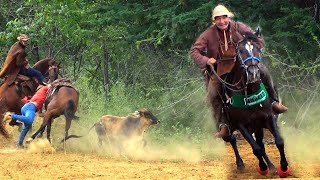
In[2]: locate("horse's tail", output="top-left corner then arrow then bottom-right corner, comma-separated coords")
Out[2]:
61,122 -> 97,143
0,124 -> 10,138
64,100 -> 77,120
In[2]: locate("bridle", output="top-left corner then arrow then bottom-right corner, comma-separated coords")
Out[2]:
45,64 -> 59,82
209,39 -> 263,92
237,40 -> 263,85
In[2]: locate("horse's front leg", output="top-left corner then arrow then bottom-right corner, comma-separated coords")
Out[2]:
238,124 -> 268,175
38,128 -> 44,138
26,113 -> 50,143
223,133 -> 245,171
255,128 -> 275,170
268,117 -> 290,178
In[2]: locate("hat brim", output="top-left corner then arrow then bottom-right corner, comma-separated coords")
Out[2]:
17,37 -> 29,41
213,12 -> 234,19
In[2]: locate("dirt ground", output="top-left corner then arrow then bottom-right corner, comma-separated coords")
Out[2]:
0,131 -> 319,180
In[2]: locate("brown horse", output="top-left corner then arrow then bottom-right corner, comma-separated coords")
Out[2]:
26,78 -> 80,144
33,58 -> 60,83
208,30 -> 290,178
0,58 -> 59,137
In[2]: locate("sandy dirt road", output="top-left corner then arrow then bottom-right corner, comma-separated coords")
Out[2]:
0,136 -> 319,180
0,119 -> 319,180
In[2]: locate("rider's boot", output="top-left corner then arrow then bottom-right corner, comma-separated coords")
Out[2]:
272,101 -> 288,114
3,112 -> 12,123
260,66 -> 288,114
212,98 -> 230,138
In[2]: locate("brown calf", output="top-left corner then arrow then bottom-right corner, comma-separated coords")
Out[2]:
93,108 -> 160,151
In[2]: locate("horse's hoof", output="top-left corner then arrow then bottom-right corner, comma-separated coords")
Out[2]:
256,166 -> 269,175
237,164 -> 245,171
277,166 -> 290,178
26,138 -> 33,143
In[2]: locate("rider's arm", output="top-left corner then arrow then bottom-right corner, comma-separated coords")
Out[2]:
15,53 -> 29,67
190,32 -> 211,69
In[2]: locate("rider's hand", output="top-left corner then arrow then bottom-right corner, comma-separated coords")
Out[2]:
24,63 -> 30,69
206,58 -> 217,65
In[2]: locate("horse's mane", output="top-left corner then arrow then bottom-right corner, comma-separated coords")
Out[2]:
243,32 -> 259,43
242,32 -> 264,48
33,58 -> 55,67
33,58 -> 57,74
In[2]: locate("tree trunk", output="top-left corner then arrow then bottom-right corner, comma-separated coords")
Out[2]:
102,40 -> 109,100
315,0 -> 320,23
31,44 -> 40,61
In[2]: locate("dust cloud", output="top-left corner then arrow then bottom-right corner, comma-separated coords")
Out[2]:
62,130 -> 225,163
4,100 -> 319,166
27,139 -> 56,154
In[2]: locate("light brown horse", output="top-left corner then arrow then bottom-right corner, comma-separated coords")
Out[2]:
0,58 -> 59,137
27,79 -> 80,144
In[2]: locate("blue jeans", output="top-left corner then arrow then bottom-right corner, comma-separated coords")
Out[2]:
19,67 -> 45,82
11,103 -> 37,145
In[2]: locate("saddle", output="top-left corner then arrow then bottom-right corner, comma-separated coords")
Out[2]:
11,74 -> 38,97
44,78 -> 78,109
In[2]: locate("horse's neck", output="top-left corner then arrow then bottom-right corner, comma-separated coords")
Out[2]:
33,60 -> 50,74
230,62 -> 261,94
246,83 -> 261,94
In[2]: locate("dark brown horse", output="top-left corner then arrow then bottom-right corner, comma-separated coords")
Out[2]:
209,30 -> 290,178
0,58 -> 59,137
26,78 -> 80,144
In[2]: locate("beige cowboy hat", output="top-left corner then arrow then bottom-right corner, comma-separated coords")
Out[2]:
17,34 -> 30,41
212,5 -> 234,19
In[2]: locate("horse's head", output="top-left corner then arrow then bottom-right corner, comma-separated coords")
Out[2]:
237,29 -> 263,84
33,58 -> 60,83
47,60 -> 60,82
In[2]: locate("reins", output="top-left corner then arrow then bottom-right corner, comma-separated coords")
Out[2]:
208,63 -> 246,92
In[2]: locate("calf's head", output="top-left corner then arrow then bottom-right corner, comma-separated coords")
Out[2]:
135,108 -> 160,125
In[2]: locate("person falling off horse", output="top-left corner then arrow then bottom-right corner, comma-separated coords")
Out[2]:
0,34 -> 47,86
190,4 -> 288,138
3,84 -> 50,148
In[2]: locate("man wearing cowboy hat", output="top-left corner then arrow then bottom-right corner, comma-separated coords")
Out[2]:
0,34 -> 47,86
191,4 -> 287,138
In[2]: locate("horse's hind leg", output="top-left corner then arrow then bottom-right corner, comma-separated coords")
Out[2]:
268,118 -> 290,177
238,125 -> 268,174
223,134 -> 245,171
61,118 -> 72,144
46,119 -> 53,143
255,128 -> 275,170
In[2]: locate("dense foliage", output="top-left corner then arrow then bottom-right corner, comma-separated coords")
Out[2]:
0,0 -> 319,140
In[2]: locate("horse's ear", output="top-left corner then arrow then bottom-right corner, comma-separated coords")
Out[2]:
255,27 -> 262,37
58,62 -> 62,68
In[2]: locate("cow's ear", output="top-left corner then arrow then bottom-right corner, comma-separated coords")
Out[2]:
134,111 -> 140,117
